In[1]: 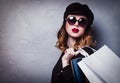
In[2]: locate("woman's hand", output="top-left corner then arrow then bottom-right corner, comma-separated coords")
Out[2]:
62,48 -> 80,68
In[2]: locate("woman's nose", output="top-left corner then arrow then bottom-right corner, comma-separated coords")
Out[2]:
74,21 -> 79,27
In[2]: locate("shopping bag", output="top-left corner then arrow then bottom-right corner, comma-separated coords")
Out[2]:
71,46 -> 96,83
78,45 -> 120,83
71,57 -> 86,83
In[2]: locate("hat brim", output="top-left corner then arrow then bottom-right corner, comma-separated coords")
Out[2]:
67,11 -> 89,17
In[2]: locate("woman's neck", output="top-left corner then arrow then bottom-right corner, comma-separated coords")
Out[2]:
67,36 -> 76,48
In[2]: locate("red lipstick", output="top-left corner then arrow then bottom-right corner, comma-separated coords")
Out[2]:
72,28 -> 79,33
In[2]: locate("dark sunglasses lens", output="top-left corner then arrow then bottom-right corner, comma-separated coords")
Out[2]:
78,18 -> 88,27
67,17 -> 76,25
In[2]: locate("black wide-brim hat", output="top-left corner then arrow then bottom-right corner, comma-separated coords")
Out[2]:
64,2 -> 94,26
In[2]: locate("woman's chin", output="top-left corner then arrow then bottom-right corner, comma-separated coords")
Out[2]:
69,35 -> 81,39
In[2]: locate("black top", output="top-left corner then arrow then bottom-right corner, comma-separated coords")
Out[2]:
51,47 -> 94,83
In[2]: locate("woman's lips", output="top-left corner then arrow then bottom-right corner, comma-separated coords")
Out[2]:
72,28 -> 79,33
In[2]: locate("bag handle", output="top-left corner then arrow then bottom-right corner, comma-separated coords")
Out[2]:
78,46 -> 96,57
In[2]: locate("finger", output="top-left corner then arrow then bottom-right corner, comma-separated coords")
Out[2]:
69,48 -> 74,55
65,49 -> 71,55
70,48 -> 74,53
65,48 -> 75,56
74,51 -> 80,56
64,49 -> 68,53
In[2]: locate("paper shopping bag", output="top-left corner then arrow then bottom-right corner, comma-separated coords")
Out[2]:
78,45 -> 120,83
71,58 -> 87,83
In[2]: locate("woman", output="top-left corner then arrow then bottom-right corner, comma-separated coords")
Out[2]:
51,2 -> 96,83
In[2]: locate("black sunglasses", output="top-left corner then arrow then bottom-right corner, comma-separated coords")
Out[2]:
66,16 -> 88,27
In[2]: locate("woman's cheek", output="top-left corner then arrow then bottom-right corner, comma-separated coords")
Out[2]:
65,23 -> 71,33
